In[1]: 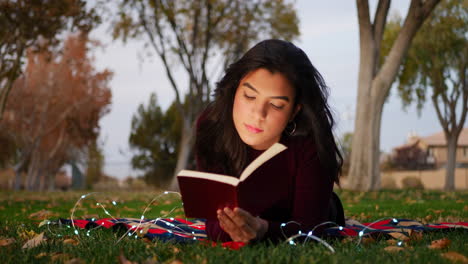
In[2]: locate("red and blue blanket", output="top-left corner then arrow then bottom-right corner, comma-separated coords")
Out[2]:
57,217 -> 467,248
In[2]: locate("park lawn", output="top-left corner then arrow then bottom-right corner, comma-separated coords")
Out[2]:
0,189 -> 466,264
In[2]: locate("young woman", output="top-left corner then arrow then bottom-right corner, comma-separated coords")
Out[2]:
195,39 -> 344,243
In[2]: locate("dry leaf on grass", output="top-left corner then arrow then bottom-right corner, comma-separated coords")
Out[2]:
137,224 -> 151,237
22,232 -> 46,249
63,238 -> 79,245
118,253 -> 138,264
409,230 -> 423,242
425,215 -> 434,221
384,246 -> 404,253
82,214 -> 99,219
388,232 -> 409,241
171,246 -> 181,254
51,252 -> 71,262
441,252 -> 468,263
65,258 -> 85,264
17,228 -> 38,240
122,206 -> 137,212
386,239 -> 398,245
28,210 -> 58,220
0,237 -> 15,246
429,238 -> 451,249
169,260 -> 184,264
361,237 -> 376,245
35,252 -> 48,258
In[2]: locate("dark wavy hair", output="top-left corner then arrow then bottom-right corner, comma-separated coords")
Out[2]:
195,39 -> 342,184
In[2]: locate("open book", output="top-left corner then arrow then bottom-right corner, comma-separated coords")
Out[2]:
177,143 -> 287,219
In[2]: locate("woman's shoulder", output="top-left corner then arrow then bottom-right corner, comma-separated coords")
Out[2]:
283,135 -> 315,148
282,135 -> 317,158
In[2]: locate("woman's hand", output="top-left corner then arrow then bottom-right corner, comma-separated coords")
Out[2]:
217,207 -> 268,243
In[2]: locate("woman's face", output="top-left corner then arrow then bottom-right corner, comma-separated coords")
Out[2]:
232,68 -> 300,150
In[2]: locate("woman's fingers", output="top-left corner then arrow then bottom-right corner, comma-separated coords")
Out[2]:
218,208 -> 255,242
224,208 -> 257,238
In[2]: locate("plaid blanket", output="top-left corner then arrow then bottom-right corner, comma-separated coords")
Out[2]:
57,218 -> 467,248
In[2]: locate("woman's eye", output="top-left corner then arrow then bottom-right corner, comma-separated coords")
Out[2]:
271,103 -> 284,110
243,93 -> 255,100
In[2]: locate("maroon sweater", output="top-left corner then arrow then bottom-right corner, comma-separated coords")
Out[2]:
198,135 -> 334,242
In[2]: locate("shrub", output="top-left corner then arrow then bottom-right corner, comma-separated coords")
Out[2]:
401,176 -> 424,189
381,176 -> 397,189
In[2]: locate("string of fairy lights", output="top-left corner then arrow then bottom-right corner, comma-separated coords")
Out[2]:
41,191 -> 409,253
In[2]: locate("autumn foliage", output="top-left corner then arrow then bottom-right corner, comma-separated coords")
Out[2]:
1,33 -> 112,191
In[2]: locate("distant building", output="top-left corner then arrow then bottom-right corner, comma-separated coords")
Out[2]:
391,128 -> 468,170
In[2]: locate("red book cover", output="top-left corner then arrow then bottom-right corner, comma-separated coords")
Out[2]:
177,143 -> 287,219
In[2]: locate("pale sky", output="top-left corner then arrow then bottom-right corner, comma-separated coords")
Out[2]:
89,1 -> 462,179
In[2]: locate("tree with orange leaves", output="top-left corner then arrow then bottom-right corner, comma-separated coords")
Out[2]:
2,33 -> 112,191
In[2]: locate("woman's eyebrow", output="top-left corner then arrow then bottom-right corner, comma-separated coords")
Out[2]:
242,82 -> 290,102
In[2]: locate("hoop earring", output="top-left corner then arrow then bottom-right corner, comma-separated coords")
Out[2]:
285,121 -> 296,136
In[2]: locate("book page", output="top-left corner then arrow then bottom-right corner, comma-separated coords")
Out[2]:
239,143 -> 287,182
177,170 -> 240,186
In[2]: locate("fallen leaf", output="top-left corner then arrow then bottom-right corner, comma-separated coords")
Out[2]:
51,252 -> 71,262
65,258 -> 85,264
425,215 -> 433,221
17,228 -> 38,240
0,237 -> 15,247
22,232 -> 46,249
82,214 -> 99,219
141,256 -> 158,264
122,206 -> 136,212
384,246 -> 404,253
441,252 -> 468,263
429,238 -> 451,249
388,232 -> 409,241
169,260 -> 184,264
29,210 -> 58,220
171,246 -> 180,254
341,237 -> 354,244
386,239 -> 398,245
464,205 -> 468,211
35,252 -> 48,258
137,224 -> 151,237
118,253 -> 137,264
63,238 -> 79,245
409,230 -> 423,242
361,237 -> 376,245
38,220 -> 51,228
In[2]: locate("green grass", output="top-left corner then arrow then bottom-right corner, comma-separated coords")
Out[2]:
0,189 -> 467,263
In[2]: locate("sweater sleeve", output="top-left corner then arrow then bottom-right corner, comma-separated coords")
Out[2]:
193,111 -> 233,242
263,138 -> 334,242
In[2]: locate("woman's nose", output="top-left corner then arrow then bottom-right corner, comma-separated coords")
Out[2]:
252,102 -> 267,120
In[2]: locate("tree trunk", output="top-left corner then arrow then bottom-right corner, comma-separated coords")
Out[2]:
25,152 -> 40,190
444,134 -> 458,191
168,117 -> 195,191
13,161 -> 25,190
347,0 -> 440,191
347,84 -> 384,191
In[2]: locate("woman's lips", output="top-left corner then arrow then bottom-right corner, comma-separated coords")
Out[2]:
245,124 -> 263,133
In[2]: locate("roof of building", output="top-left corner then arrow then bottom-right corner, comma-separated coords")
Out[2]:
392,127 -> 468,151
421,127 -> 468,146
